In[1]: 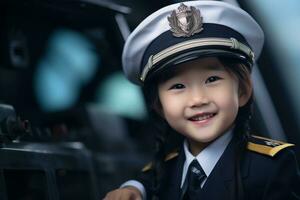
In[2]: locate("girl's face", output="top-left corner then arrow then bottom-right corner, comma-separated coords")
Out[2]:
158,57 -> 251,155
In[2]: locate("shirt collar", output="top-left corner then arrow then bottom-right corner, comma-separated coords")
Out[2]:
181,129 -> 233,187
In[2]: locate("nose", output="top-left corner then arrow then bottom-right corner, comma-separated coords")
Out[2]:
188,87 -> 209,108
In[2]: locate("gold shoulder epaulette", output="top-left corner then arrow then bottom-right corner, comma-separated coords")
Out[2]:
141,149 -> 179,172
247,135 -> 295,157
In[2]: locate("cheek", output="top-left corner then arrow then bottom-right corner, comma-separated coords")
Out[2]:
160,95 -> 181,117
214,84 -> 240,113
158,93 -> 185,127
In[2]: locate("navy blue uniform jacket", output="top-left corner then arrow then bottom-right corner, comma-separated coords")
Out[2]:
139,135 -> 300,200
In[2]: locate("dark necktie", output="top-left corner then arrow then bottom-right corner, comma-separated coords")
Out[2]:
181,159 -> 207,200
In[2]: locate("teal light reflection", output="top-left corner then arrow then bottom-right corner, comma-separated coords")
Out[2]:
96,71 -> 147,120
35,29 -> 99,112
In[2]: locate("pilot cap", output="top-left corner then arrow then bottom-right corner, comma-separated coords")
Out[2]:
122,1 -> 264,85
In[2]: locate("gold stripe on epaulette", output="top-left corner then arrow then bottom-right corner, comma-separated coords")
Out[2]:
142,162 -> 153,172
141,150 -> 179,172
164,151 -> 179,161
251,135 -> 286,144
247,137 -> 295,157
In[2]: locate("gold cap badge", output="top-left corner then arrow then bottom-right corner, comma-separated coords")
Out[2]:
168,3 -> 203,37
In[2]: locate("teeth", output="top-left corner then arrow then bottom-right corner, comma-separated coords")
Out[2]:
190,113 -> 214,121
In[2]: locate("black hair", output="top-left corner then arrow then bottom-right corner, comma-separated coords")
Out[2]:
142,57 -> 253,200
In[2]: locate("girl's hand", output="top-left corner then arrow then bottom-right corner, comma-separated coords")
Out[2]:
103,186 -> 142,200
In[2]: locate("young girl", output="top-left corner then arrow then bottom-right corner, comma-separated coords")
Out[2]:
104,1 -> 300,200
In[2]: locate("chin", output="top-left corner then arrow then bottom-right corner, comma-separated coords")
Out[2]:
193,134 -> 220,143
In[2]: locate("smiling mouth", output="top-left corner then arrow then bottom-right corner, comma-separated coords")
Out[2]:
189,113 -> 216,122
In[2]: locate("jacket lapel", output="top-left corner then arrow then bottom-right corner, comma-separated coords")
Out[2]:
200,136 -> 251,200
161,147 -> 186,200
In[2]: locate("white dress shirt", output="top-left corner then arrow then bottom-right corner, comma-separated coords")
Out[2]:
121,130 -> 233,199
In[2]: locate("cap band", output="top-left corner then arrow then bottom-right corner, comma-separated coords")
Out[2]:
140,37 -> 254,82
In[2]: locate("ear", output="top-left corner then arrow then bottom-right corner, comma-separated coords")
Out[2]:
238,76 -> 253,107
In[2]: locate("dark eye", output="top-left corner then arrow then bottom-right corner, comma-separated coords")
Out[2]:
205,76 -> 221,84
169,83 -> 185,90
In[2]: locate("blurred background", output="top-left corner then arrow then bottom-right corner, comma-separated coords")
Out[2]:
0,0 -> 300,199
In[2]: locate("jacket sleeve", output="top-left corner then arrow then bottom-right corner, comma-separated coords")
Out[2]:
137,170 -> 155,199
262,148 -> 300,200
